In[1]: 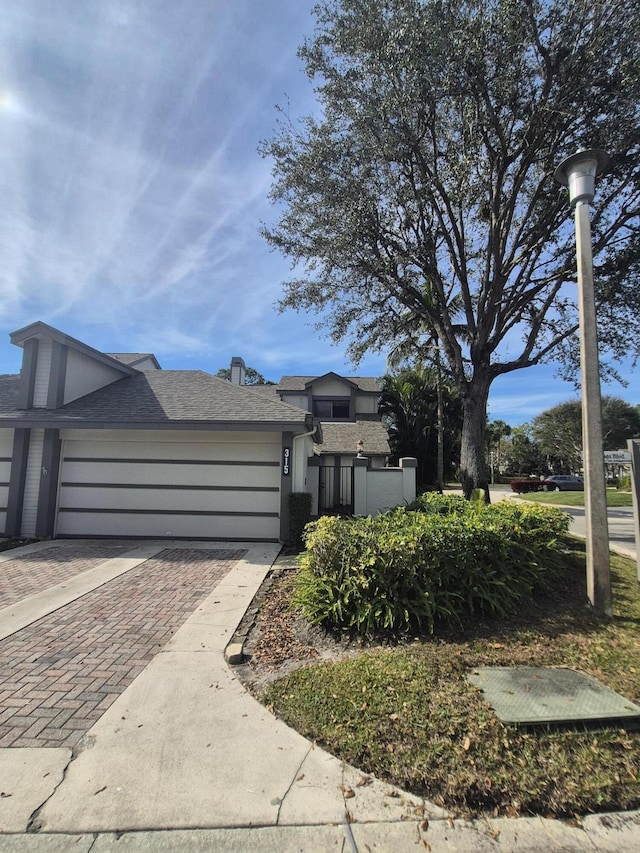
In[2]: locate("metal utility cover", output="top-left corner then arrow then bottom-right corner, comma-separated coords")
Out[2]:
467,667 -> 640,726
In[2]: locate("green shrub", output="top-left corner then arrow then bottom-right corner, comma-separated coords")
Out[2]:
617,475 -> 631,491
288,492 -> 313,548
293,500 -> 570,636
406,491 -> 469,515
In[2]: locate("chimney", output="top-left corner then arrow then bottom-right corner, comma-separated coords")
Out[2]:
230,356 -> 246,385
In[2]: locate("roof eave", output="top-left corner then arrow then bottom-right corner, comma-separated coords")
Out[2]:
10,322 -> 138,377
0,416 -> 313,432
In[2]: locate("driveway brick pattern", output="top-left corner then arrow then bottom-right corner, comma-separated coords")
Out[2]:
0,548 -> 245,748
0,542 -> 132,609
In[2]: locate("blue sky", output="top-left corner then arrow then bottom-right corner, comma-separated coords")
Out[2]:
0,0 -> 637,426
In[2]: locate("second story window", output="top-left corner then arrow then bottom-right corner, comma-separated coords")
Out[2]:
313,398 -> 350,419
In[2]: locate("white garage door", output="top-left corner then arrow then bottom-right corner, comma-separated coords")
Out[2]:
56,430 -> 282,540
0,428 -> 14,535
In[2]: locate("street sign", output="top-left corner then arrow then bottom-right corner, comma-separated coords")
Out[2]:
603,450 -> 632,464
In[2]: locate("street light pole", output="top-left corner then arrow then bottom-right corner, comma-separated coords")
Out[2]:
554,149 -> 612,617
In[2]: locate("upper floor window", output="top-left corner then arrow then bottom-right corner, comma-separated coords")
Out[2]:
313,398 -> 351,419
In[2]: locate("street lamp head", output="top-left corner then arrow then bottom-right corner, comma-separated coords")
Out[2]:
554,148 -> 610,207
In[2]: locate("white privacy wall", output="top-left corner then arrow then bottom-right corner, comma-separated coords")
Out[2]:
353,458 -> 417,516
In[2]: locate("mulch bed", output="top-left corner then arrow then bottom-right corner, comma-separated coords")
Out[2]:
232,561 -> 370,693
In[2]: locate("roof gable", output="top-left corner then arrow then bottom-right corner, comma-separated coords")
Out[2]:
10,322 -> 138,378
305,371 -> 358,391
107,353 -> 161,370
277,374 -> 381,393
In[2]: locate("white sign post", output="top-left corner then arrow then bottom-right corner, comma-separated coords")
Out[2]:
627,440 -> 640,583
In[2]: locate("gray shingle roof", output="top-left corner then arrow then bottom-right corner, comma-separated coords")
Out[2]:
0,375 -> 20,411
0,371 -> 312,428
277,375 -> 381,393
106,353 -> 160,368
317,420 -> 390,456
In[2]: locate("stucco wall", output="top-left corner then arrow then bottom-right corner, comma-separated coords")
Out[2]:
353,458 -> 417,516
364,469 -> 405,514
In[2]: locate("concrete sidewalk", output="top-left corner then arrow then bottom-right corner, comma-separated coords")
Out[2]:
0,540 -> 639,851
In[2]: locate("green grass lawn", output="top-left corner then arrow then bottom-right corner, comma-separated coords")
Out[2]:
262,539 -> 640,818
516,490 -> 632,507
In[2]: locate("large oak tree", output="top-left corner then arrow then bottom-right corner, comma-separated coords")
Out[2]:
261,0 -> 640,497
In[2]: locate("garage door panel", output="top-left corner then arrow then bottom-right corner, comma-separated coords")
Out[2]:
61,461 -> 279,488
57,434 -> 283,540
59,485 -> 279,513
63,438 -> 280,463
55,511 -> 280,540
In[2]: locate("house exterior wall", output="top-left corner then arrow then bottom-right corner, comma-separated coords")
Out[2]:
292,432 -> 315,493
280,393 -> 309,410
311,377 -> 350,396
63,349 -> 127,404
55,428 -> 283,540
354,394 -> 378,415
32,340 -> 53,407
21,429 -> 45,536
130,356 -> 158,371
0,428 -> 14,534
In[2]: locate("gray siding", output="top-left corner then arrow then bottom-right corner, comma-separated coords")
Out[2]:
0,429 -> 14,534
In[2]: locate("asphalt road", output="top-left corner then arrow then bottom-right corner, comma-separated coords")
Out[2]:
488,485 -> 638,563
564,504 -> 637,561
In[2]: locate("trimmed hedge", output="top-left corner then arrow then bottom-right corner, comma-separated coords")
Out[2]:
294,496 -> 570,636
510,479 -> 544,494
289,492 -> 313,548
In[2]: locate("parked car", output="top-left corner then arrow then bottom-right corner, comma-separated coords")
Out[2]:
542,474 -> 584,491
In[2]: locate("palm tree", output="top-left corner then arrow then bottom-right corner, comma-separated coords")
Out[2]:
379,367 -> 462,490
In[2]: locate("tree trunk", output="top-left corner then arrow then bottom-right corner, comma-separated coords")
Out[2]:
459,372 -> 492,501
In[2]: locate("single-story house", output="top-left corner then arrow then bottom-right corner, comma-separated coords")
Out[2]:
0,322 -> 322,542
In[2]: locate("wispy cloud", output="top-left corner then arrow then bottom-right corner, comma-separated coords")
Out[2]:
0,0 -> 318,356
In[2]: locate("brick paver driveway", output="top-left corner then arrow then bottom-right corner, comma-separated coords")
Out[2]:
0,544 -> 246,749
